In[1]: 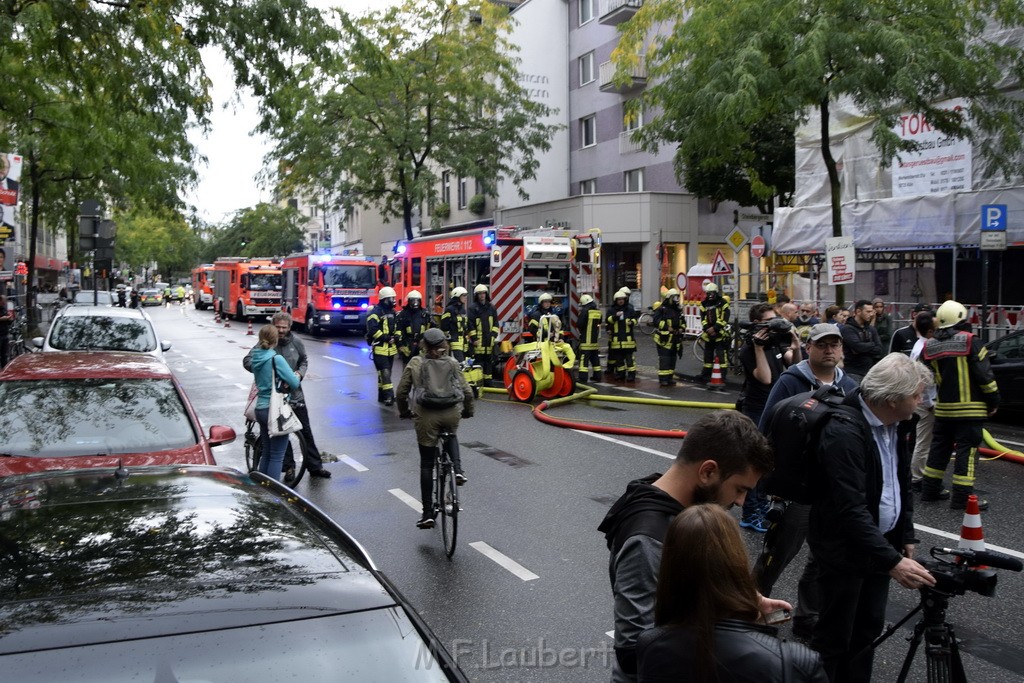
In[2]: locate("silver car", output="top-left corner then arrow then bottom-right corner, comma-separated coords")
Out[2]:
32,305 -> 171,360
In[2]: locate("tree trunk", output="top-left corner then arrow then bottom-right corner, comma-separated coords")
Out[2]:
402,195 -> 414,242
819,98 -> 846,307
25,152 -> 41,333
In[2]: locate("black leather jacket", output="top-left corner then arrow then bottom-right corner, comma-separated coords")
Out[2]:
637,619 -> 828,683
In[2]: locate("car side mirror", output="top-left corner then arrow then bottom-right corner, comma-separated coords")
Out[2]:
161,341 -> 172,352
32,337 -> 43,349
208,425 -> 236,447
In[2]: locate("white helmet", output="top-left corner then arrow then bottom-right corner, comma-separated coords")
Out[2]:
935,300 -> 968,329
615,288 -> 629,300
379,286 -> 396,300
451,286 -> 468,298
664,288 -> 680,300
538,292 -> 553,303
703,282 -> 719,293
474,284 -> 489,295
407,290 -> 422,300
580,294 -> 594,306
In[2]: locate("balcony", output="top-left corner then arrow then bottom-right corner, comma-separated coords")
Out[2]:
619,129 -> 644,154
599,0 -> 642,26
599,59 -> 647,94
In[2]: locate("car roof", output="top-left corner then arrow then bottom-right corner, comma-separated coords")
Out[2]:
56,305 -> 147,319
0,466 -> 390,652
0,350 -> 172,380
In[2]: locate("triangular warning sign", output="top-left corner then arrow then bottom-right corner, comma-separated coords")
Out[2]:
711,249 -> 733,276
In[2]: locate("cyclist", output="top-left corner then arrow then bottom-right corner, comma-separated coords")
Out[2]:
396,327 -> 474,529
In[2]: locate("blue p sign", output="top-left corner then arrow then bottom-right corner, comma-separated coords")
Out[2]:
981,204 -> 1007,231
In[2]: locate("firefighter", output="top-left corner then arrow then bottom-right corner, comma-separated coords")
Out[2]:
576,293 -> 602,385
920,300 -> 1000,510
467,284 -> 499,381
441,286 -> 469,362
529,292 -> 561,340
699,281 -> 731,383
606,287 -> 637,381
366,286 -> 399,405
654,288 -> 683,386
396,290 -> 433,366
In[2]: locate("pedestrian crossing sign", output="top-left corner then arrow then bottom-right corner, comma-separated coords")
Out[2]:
711,249 -> 732,276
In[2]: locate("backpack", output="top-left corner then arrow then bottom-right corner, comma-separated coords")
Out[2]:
411,357 -> 464,410
760,384 -> 856,504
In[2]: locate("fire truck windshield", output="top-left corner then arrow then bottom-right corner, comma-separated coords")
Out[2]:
322,265 -> 376,289
244,273 -> 282,291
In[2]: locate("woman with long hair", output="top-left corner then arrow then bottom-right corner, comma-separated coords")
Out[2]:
246,324 -> 301,481
637,505 -> 827,682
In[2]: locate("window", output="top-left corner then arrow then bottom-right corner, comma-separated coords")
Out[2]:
579,52 -> 595,85
623,101 -> 643,131
580,115 -> 596,148
580,179 -> 597,195
625,168 -> 644,192
441,171 -> 451,205
458,176 -> 468,209
579,0 -> 595,25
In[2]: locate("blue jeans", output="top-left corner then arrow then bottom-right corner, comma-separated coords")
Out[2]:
255,406 -> 289,481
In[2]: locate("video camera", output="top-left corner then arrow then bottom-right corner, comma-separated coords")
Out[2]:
741,317 -> 794,346
920,547 -> 1023,598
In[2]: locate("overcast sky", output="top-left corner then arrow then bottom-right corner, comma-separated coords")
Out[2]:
184,0 -> 400,225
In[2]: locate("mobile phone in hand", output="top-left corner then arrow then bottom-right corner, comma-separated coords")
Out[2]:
765,609 -> 792,625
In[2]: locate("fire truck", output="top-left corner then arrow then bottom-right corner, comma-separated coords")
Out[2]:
190,264 -> 215,310
211,257 -> 283,321
387,226 -> 600,343
281,252 -> 381,334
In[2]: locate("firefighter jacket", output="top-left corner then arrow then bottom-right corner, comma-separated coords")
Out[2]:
441,299 -> 468,353
395,306 -> 434,357
366,304 -> 398,357
653,302 -> 683,352
699,294 -> 731,343
606,302 -> 637,350
468,299 -> 499,352
922,328 -> 999,420
529,304 -> 563,338
578,302 -> 603,351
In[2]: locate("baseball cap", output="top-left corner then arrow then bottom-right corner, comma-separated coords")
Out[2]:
912,302 -> 933,313
808,323 -> 842,342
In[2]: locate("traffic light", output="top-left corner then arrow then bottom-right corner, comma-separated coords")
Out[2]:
482,229 -> 496,247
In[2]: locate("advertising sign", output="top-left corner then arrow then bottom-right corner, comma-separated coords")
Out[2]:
891,99 -> 971,197
825,236 -> 856,285
0,152 -> 22,237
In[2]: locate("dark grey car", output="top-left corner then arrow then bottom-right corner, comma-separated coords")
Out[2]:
0,466 -> 468,682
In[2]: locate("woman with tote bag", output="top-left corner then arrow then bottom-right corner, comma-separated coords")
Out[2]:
246,325 -> 301,481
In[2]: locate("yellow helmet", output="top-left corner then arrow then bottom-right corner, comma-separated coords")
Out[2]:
935,300 -> 968,329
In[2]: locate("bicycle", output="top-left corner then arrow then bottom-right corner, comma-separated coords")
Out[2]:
636,308 -> 656,335
6,310 -> 28,361
433,429 -> 460,559
243,419 -> 307,486
692,331 -> 744,376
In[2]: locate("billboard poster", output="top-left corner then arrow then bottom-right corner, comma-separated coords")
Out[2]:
825,236 -> 856,286
891,99 -> 972,197
0,152 -> 23,239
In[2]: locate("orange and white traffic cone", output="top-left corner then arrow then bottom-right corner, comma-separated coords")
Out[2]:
246,318 -> 254,335
709,355 -> 726,391
213,309 -> 221,324
958,494 -> 986,552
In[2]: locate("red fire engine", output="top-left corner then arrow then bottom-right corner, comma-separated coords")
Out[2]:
281,252 -> 381,334
211,257 -> 283,320
190,263 -> 215,310
386,226 -> 600,343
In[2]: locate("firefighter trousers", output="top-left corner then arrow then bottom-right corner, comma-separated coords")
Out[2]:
610,347 -> 636,380
471,346 -> 496,380
701,338 -> 729,380
577,348 -> 601,384
923,419 -> 984,500
656,346 -> 678,385
372,352 -> 394,403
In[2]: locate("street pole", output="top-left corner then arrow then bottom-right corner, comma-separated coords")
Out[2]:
981,250 -> 989,343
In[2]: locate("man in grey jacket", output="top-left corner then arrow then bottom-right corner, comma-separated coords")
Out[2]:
243,312 -> 332,479
598,411 -> 777,683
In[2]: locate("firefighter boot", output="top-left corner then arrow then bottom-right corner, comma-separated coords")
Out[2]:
920,475 -> 950,502
950,486 -> 988,511
577,371 -> 589,385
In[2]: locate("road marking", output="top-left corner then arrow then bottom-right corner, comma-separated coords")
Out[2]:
324,355 -> 359,367
340,455 -> 368,472
573,430 -> 675,460
634,391 -> 665,399
914,524 -> 1024,559
205,366 -> 217,372
218,374 -> 230,380
469,541 -> 539,581
389,488 -> 422,512
234,383 -> 248,390
990,437 -> 1024,448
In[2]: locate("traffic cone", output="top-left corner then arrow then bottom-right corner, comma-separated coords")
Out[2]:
958,495 -> 986,552
709,355 -> 726,391
213,309 -> 221,324
246,318 -> 254,335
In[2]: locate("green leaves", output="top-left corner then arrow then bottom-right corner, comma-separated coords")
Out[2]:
201,203 -> 306,262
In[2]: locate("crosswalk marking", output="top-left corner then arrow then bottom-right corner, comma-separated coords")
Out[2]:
469,542 -> 539,582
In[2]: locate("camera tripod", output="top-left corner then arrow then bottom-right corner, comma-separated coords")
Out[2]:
868,587 -> 966,683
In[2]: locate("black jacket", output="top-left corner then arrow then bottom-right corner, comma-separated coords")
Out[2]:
841,318 -> 882,377
808,391 -> 915,576
638,620 -> 828,683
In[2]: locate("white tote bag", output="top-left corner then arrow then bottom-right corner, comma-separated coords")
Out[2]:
268,363 -> 303,437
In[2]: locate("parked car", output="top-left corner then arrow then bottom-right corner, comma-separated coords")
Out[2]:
0,465 -> 469,682
71,289 -> 115,306
139,288 -> 163,306
32,304 -> 170,360
0,352 -> 235,477
985,329 -> 1024,410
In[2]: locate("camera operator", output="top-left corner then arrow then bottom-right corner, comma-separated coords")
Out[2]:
737,303 -> 800,532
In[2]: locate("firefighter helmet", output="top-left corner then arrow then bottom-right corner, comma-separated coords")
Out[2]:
451,286 -> 468,298
664,288 -> 680,300
538,292 -> 553,303
935,300 -> 968,329
379,287 -> 396,300
615,288 -> 630,300
580,294 -> 594,306
407,290 -> 422,300
474,284 -> 489,295
703,282 -> 718,293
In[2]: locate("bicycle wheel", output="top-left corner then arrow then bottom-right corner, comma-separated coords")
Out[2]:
283,435 -> 306,486
637,313 -> 655,335
693,338 -> 704,363
244,421 -> 260,472
439,456 -> 458,558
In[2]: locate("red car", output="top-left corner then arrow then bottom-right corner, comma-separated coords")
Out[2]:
0,351 -> 235,477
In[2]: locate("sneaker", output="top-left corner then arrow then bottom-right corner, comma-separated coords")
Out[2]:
740,515 -> 769,533
455,473 -> 467,486
308,468 -> 332,479
415,516 -> 436,529
920,489 -> 951,502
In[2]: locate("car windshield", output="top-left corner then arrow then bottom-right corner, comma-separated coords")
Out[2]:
245,273 -> 282,291
142,289 -> 158,296
72,290 -> 113,305
49,315 -> 157,352
0,378 -> 197,456
322,265 -> 376,289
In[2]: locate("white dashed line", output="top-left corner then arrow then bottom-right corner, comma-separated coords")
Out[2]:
389,488 -> 422,512
205,366 -> 217,372
339,455 -> 368,472
914,524 -> 1024,559
234,383 -> 249,390
573,430 -> 675,460
324,355 -> 359,367
469,542 -> 539,582
633,391 -> 666,399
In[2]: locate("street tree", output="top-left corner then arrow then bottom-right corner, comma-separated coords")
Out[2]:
616,0 -> 1024,303
256,0 -> 560,241
116,209 -> 202,284
201,203 -> 306,262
